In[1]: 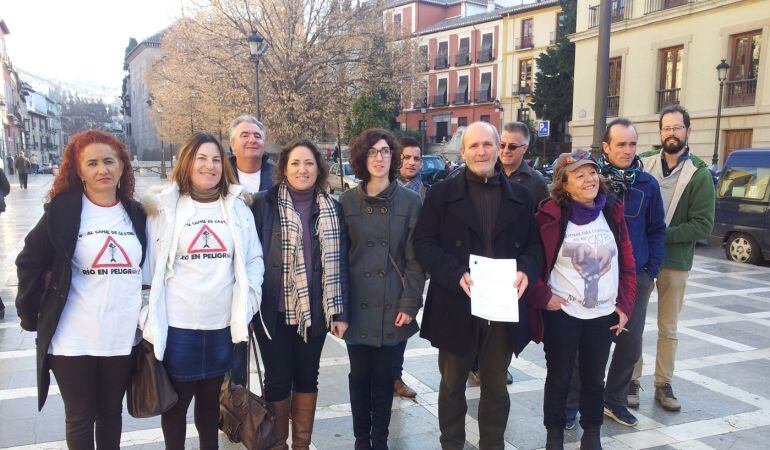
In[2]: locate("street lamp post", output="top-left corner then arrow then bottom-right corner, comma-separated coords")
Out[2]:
156,108 -> 167,180
248,32 -> 269,120
712,59 -> 730,169
517,91 -> 527,122
494,99 -> 503,131
420,106 -> 427,149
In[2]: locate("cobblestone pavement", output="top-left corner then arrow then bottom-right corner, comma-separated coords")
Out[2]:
2,173 -> 770,449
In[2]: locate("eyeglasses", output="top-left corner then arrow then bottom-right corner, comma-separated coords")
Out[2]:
367,147 -> 392,158
661,125 -> 687,134
499,142 -> 527,152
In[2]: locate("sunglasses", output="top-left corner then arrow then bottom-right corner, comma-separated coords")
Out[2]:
499,142 -> 527,152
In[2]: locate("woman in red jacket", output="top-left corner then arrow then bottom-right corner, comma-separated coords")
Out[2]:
527,151 -> 636,450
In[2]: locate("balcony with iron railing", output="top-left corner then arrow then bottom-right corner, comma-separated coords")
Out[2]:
607,96 -> 620,117
454,92 -> 469,105
429,135 -> 451,144
656,87 -> 680,112
725,79 -> 757,107
477,48 -> 494,63
589,0 -> 633,28
475,90 -> 493,103
455,53 -> 471,67
645,0 -> 691,14
434,55 -> 449,69
433,94 -> 448,107
515,36 -> 534,50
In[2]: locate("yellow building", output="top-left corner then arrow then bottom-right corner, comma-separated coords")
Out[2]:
569,0 -> 770,165
499,0 -> 562,126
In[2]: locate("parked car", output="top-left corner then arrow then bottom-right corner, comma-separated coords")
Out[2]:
709,149 -> 770,264
38,163 -> 55,175
420,155 -> 449,186
328,162 -> 361,193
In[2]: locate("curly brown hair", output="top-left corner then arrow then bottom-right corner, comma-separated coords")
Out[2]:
48,130 -> 135,202
349,128 -> 401,183
550,164 -> 609,206
274,138 -> 329,190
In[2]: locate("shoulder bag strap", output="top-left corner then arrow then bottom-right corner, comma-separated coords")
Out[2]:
248,328 -> 266,395
388,253 -> 405,289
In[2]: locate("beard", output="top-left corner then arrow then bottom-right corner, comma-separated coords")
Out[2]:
663,137 -> 687,154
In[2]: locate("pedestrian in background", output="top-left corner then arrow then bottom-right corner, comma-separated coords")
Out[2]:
15,151 -> 30,189
0,162 -> 10,317
527,151 -> 636,449
15,130 -> 146,449
30,153 -> 39,174
141,132 -> 264,450
251,138 -> 350,450
342,129 -> 425,450
6,155 -> 14,175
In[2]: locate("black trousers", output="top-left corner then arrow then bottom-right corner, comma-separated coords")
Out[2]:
391,340 -> 407,379
543,310 -> 615,430
254,313 -> 326,402
49,353 -> 134,450
19,173 -> 28,189
161,375 -> 224,450
347,344 -> 395,446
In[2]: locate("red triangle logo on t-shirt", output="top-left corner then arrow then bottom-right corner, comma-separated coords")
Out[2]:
92,236 -> 133,268
187,224 -> 227,253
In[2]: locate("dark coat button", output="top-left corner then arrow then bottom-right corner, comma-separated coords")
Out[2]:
360,332 -> 367,338
515,241 -> 521,248
367,241 -> 375,247
381,241 -> 387,247
378,271 -> 385,278
455,240 -> 462,247
385,304 -> 392,310
365,206 -> 373,214
365,272 -> 372,278
387,333 -> 395,338
380,206 -> 387,214
361,303 -> 368,309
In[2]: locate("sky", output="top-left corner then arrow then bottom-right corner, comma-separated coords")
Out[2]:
1,0 -> 182,93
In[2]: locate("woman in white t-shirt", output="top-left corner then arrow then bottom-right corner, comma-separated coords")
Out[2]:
527,151 -> 637,450
16,130 -> 147,449
141,132 -> 263,450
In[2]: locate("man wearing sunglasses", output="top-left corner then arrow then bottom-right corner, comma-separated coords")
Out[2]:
638,105 -> 715,412
498,122 -> 549,206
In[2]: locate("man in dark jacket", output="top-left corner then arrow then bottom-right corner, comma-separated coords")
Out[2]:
0,164 -> 9,316
227,114 -> 275,194
15,152 -> 30,189
414,121 -> 543,450
499,121 -> 549,206
564,118 -> 666,429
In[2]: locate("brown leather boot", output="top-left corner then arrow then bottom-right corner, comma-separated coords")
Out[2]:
270,398 -> 290,450
290,391 -> 318,450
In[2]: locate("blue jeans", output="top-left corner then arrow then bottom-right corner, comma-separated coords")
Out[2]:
164,327 -> 233,381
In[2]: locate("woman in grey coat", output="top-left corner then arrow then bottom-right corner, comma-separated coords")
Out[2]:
341,128 -> 425,450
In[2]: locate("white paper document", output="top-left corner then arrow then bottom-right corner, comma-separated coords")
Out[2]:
469,254 -> 519,322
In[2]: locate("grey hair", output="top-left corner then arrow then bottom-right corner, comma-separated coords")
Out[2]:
502,121 -> 530,146
462,121 -> 499,149
229,115 -> 266,141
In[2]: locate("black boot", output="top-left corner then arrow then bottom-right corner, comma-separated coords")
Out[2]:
370,375 -> 394,450
349,374 -> 372,450
545,428 -> 564,450
580,426 -> 602,450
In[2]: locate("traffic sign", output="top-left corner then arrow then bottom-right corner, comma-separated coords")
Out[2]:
537,120 -> 550,138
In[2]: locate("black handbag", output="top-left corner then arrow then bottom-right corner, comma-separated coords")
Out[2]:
127,339 -> 179,418
219,329 -> 278,449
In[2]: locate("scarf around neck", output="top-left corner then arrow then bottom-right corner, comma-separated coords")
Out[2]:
277,182 -> 343,340
597,154 -> 643,195
569,192 -> 606,225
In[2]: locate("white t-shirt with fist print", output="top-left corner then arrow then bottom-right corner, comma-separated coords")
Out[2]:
49,195 -> 143,356
165,199 -> 235,330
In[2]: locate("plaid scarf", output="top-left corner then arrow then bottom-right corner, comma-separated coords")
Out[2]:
277,182 -> 343,340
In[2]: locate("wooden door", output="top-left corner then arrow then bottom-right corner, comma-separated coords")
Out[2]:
724,129 -> 754,162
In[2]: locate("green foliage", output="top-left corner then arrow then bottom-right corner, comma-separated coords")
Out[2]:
530,0 -> 576,125
394,128 -> 423,142
343,95 -> 397,143
123,38 -> 138,71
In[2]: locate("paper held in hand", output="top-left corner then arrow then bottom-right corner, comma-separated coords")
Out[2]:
469,254 -> 519,322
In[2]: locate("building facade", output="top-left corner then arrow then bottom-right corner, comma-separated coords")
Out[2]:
570,0 -> 770,165
0,19 -> 28,164
124,31 -> 164,160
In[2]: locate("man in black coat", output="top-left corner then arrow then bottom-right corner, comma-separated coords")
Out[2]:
413,121 -> 543,450
227,114 -> 276,194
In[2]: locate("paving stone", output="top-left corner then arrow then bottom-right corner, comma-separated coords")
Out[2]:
699,424 -> 770,449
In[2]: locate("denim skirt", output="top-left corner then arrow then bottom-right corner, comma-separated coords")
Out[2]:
164,326 -> 233,381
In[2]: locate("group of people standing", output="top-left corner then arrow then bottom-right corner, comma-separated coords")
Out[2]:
13,104 -> 714,450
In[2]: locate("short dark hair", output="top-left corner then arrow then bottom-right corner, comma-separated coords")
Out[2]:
658,104 -> 691,130
274,138 -> 329,190
502,121 -> 530,145
349,129 -> 401,183
603,118 -> 636,144
399,137 -> 422,155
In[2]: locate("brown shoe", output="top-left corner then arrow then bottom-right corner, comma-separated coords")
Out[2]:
291,391 -> 318,450
270,398 -> 290,450
393,378 -> 416,398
